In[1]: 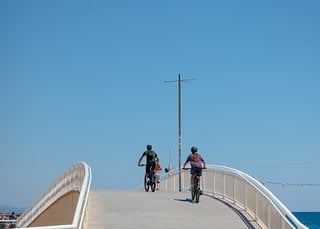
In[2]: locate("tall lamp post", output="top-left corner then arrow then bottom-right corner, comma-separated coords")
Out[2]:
165,74 -> 194,191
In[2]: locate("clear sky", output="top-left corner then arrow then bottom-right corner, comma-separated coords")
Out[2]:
1,0 -> 319,212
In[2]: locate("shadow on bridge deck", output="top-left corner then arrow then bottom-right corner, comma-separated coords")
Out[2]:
84,190 -> 260,229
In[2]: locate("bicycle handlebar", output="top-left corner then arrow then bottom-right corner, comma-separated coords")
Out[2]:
182,167 -> 207,170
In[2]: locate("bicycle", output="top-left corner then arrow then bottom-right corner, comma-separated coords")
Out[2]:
183,168 -> 204,203
140,164 -> 156,192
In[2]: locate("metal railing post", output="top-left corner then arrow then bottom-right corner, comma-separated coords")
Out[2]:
255,190 -> 259,221
222,173 -> 225,199
233,175 -> 236,204
244,183 -> 247,211
268,202 -> 271,228
203,171 -> 206,192
213,170 -> 215,197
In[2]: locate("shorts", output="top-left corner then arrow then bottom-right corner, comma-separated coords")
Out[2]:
154,174 -> 160,183
191,167 -> 202,177
146,162 -> 156,175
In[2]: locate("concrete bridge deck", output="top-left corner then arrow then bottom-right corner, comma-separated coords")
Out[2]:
85,190 -> 258,229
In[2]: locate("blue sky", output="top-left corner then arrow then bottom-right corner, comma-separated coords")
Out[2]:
1,1 -> 319,212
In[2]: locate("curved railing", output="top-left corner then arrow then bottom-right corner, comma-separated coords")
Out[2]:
157,165 -> 307,229
16,162 -> 92,229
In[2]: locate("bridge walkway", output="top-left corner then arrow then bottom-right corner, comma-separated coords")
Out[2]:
85,190 -> 259,229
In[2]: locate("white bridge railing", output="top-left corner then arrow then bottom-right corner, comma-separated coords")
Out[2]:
16,162 -> 92,229
159,165 -> 307,229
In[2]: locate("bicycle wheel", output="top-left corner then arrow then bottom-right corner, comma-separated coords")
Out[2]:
191,189 -> 195,202
195,187 -> 200,203
151,181 -> 156,192
150,172 -> 155,192
144,175 -> 150,192
195,177 -> 200,203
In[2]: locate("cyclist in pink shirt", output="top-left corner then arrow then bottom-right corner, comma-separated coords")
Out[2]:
183,146 -> 206,194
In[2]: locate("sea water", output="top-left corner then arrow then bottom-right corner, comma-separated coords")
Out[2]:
293,212 -> 320,229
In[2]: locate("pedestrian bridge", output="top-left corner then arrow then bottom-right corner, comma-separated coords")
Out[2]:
15,162 -> 307,229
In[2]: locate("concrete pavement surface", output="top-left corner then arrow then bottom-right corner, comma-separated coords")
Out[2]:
85,190 -> 255,229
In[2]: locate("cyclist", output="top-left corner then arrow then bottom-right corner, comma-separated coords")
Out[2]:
182,146 -> 206,194
138,145 -> 159,181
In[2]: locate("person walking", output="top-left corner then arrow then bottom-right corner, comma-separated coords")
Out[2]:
153,159 -> 162,190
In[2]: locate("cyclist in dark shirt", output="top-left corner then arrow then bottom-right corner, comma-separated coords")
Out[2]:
138,145 -> 159,179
